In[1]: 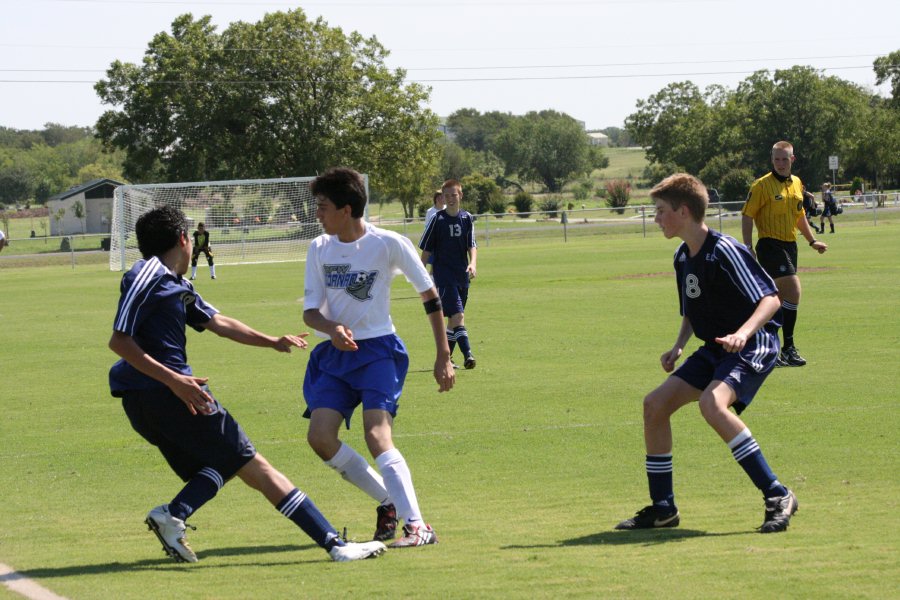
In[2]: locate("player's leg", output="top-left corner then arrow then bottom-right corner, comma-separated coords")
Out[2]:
190,249 -> 199,279
237,453 -> 385,560
773,273 -> 806,366
445,287 -> 475,368
616,375 -> 698,530
438,286 -> 458,360
699,360 -> 797,533
205,248 -> 216,279
363,409 -> 436,547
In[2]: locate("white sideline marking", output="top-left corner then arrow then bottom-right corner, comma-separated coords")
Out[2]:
0,563 -> 68,600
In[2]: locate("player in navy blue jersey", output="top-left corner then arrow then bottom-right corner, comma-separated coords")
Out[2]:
419,179 -> 478,369
108,205 -> 385,563
615,173 -> 798,534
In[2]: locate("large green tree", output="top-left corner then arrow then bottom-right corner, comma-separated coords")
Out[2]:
95,10 -> 440,200
494,110 -> 601,192
873,50 -> 900,108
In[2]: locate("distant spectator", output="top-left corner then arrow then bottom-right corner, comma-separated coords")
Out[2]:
802,188 -> 821,234
0,229 -> 7,253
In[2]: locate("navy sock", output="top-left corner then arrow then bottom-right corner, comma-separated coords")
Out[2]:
454,326 -> 472,357
729,432 -> 787,498
781,301 -> 798,348
277,488 -> 342,550
446,329 -> 457,356
646,454 -> 675,508
169,467 -> 223,521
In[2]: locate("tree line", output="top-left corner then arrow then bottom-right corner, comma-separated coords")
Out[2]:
626,52 -> 900,201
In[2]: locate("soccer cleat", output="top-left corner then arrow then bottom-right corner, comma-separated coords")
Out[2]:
189,277 -> 196,281
145,505 -> 198,563
211,275 -> 216,280
389,523 -> 438,547
450,361 -> 460,370
758,489 -> 799,533
329,540 -> 387,562
774,354 -> 789,368
464,354 -> 476,369
781,346 -> 807,367
373,503 -> 398,542
614,504 -> 680,530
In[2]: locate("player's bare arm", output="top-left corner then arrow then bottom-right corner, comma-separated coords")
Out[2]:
741,215 -> 756,257
420,250 -> 432,267
661,316 -> 693,373
714,294 -> 780,353
108,331 -> 214,415
205,313 -> 309,352
795,213 -> 828,254
466,247 -> 477,279
421,288 -> 455,392
303,308 -> 358,351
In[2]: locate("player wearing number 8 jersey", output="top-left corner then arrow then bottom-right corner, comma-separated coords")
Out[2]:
614,173 -> 798,534
419,179 -> 478,369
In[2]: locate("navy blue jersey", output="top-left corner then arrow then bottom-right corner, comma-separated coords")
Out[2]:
109,257 -> 218,393
419,209 -> 476,287
675,229 -> 780,347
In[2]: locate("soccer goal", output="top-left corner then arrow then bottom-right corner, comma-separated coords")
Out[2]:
110,175 -> 366,271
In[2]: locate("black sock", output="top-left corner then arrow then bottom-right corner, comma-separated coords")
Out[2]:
454,326 -> 472,357
169,467 -> 223,521
781,300 -> 798,348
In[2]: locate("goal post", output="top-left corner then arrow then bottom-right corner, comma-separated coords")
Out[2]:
110,175 -> 367,271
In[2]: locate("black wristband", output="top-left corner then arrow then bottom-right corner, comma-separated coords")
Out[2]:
423,297 -> 442,314
809,239 -> 818,246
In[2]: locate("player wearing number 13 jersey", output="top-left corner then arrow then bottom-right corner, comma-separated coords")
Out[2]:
614,173 -> 798,535
419,179 -> 478,369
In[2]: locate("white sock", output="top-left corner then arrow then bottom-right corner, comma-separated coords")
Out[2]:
210,265 -> 216,277
325,443 -> 390,504
191,265 -> 197,278
375,448 -> 423,525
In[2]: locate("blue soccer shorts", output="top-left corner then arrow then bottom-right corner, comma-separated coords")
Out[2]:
438,285 -> 469,318
673,344 -> 774,414
303,333 -> 409,428
122,386 -> 256,482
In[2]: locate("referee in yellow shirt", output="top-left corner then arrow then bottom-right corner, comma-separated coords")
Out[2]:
742,141 -> 827,367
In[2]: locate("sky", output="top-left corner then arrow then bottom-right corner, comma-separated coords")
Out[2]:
1,0 -> 898,132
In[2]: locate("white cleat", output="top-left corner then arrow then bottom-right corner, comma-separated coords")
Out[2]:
329,540 -> 386,562
145,505 -> 198,563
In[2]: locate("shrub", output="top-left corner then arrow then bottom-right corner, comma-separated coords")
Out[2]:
488,195 -> 508,217
512,192 -> 533,217
605,179 -> 631,214
718,168 -> 754,205
850,176 -> 864,195
539,196 -> 561,219
572,179 -> 593,201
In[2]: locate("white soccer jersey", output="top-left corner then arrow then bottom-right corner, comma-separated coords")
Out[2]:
304,224 -> 434,340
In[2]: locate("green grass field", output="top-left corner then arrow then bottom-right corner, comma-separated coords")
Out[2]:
1,219 -> 898,599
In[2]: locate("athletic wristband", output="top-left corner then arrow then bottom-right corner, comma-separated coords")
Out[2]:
423,297 -> 442,314
809,239 -> 818,246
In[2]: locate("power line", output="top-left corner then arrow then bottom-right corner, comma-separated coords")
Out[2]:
0,54 -> 885,74
0,64 -> 882,85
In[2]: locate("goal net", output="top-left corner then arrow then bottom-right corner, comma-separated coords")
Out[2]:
110,175 -> 365,271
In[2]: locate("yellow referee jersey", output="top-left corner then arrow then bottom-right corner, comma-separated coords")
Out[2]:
742,172 -> 805,242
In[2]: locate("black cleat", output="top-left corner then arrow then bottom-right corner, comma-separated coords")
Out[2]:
464,354 -> 476,369
615,504 -> 680,530
781,346 -> 807,367
373,503 -> 398,542
758,489 -> 798,533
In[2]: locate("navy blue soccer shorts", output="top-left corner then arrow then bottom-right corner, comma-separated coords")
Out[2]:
438,285 -> 469,318
673,344 -> 774,414
302,333 -> 409,429
755,237 -> 798,279
122,386 -> 256,482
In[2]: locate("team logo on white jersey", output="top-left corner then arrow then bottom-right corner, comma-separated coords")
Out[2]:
324,264 -> 379,301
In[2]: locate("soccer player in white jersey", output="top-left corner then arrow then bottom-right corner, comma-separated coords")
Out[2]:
108,205 -> 385,563
302,167 -> 455,547
615,173 -> 798,534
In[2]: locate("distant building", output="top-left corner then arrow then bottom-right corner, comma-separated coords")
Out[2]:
47,178 -> 124,235
586,131 -> 610,147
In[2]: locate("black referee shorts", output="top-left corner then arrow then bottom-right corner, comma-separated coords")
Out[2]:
122,387 -> 256,482
755,237 -> 798,279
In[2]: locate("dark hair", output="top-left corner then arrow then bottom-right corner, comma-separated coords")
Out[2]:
650,173 -> 708,222
309,167 -> 367,218
135,205 -> 187,259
